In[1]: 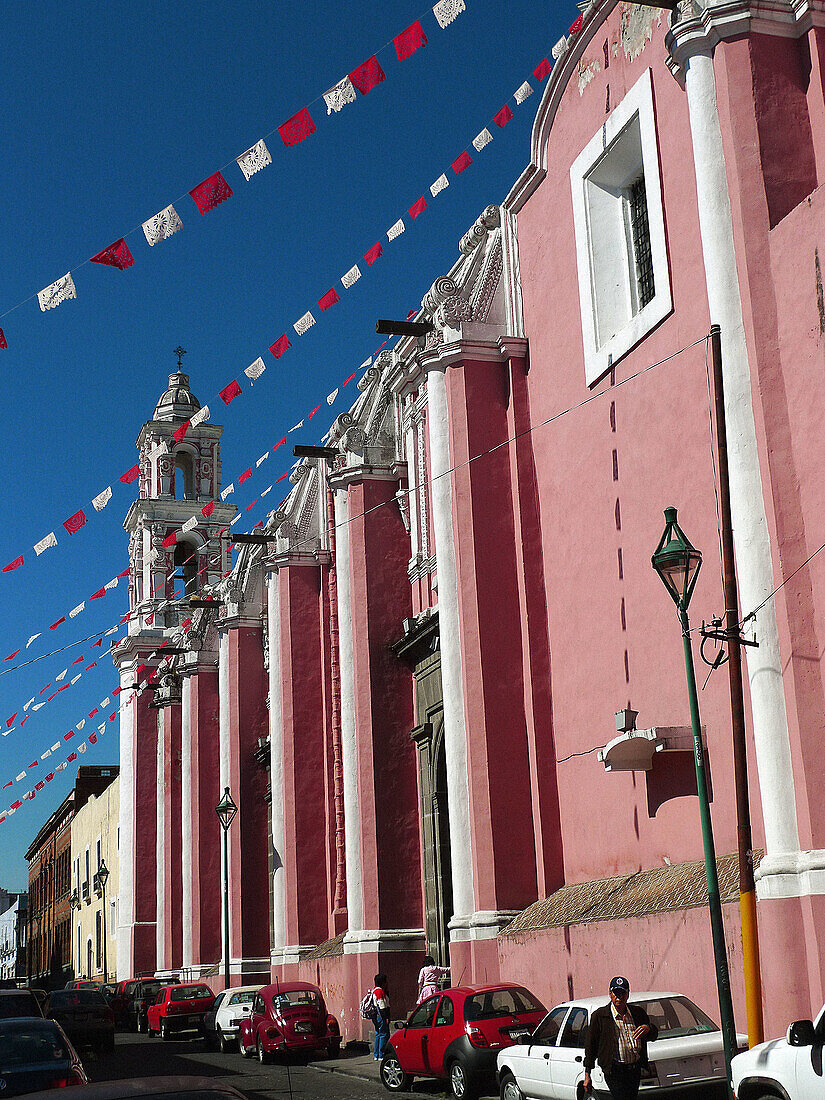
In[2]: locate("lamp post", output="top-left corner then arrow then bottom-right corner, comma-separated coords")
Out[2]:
652,508 -> 737,1093
95,861 -> 110,984
69,891 -> 80,979
215,787 -> 238,991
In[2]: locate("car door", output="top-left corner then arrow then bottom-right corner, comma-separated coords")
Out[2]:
548,1008 -> 588,1100
509,1007 -> 569,1100
398,996 -> 441,1074
426,994 -> 456,1077
795,1004 -> 825,1094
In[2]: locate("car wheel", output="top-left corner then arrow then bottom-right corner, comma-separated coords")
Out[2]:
241,1039 -> 254,1059
104,1035 -> 115,1055
136,1015 -> 146,1034
380,1050 -> 412,1093
500,1072 -> 524,1100
257,1037 -> 270,1064
160,1020 -> 169,1042
326,1040 -> 340,1059
448,1059 -> 476,1100
218,1029 -> 232,1053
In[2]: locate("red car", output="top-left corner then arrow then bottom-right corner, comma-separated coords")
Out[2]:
147,983 -> 215,1041
238,981 -> 341,1062
380,984 -> 546,1100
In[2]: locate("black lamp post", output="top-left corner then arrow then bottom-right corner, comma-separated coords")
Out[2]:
652,508 -> 737,1094
69,891 -> 80,979
95,861 -> 110,984
215,787 -> 238,990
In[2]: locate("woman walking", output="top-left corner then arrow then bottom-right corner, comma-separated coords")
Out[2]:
372,973 -> 391,1061
416,955 -> 450,1005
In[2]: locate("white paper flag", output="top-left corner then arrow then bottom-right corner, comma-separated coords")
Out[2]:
236,139 -> 272,180
256,452 -> 269,467
33,702 -> 45,711
244,357 -> 266,383
387,219 -> 405,241
92,487 -> 112,512
78,742 -> 87,754
56,761 -> 67,773
41,750 -> 51,759
51,742 -> 60,752
100,697 -> 110,709
190,405 -> 210,427
24,698 -> 34,712
261,485 -> 272,497
433,0 -> 466,28
26,634 -> 41,649
15,772 -> 24,783
430,173 -> 450,197
34,532 -> 57,556
38,272 -> 77,312
360,356 -> 372,370
142,204 -> 183,246
294,311 -> 316,336
327,388 -> 339,405
473,128 -> 493,151
514,81 -> 533,104
341,264 -> 361,289
147,440 -> 169,461
104,577 -> 118,590
221,484 -> 234,500
289,420 -> 304,433
55,668 -> 67,682
324,76 -> 357,114
98,723 -> 106,733
230,512 -> 244,526
551,36 -> 568,60
182,516 -> 198,533
77,719 -> 85,730
104,627 -> 119,636
69,603 -> 85,618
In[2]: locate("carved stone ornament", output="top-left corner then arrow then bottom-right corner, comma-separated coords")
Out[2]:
358,365 -> 381,392
422,275 -> 460,315
436,295 -> 473,328
459,205 -> 501,255
395,490 -> 411,533
342,425 -> 367,453
330,412 -> 354,443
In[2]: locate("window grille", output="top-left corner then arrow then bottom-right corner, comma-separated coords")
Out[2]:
628,177 -> 655,309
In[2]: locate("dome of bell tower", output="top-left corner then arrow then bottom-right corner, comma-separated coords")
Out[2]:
153,371 -> 202,421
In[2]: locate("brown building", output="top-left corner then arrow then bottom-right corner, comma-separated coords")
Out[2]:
25,766 -> 118,989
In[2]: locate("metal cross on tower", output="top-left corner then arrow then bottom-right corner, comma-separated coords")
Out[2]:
173,345 -> 187,368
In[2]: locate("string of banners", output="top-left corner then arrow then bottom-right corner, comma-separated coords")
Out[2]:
1,53 -> 553,581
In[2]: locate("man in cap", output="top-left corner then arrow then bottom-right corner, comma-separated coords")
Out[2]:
583,976 -> 657,1098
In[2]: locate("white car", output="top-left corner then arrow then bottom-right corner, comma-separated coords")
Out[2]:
731,1000 -> 825,1099
206,985 -> 259,1052
497,992 -> 746,1098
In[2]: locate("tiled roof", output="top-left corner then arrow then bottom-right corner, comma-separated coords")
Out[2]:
501,852 -> 763,936
303,932 -> 346,959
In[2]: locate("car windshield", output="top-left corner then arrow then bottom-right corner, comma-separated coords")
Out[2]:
49,991 -> 106,1008
0,993 -> 40,1018
229,991 -> 255,1006
171,986 -> 213,1001
464,988 -> 543,1022
139,983 -> 162,997
272,990 -> 320,1010
0,1020 -> 67,1067
637,996 -> 718,1039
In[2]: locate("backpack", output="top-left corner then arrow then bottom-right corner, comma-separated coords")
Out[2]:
360,991 -> 379,1022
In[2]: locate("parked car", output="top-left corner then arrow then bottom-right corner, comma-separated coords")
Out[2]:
20,1078 -> 246,1100
238,981 -> 341,1062
146,983 -> 215,1041
45,988 -> 115,1055
0,989 -> 44,1019
731,999 -> 825,1099
497,992 -> 747,1100
65,981 -> 101,991
109,980 -> 136,1027
380,984 -> 546,1100
127,978 -> 169,1032
204,985 -> 258,1051
28,989 -> 48,1014
0,1016 -> 87,1095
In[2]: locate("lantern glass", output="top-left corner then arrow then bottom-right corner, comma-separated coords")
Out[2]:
216,786 -> 238,832
652,507 -> 702,609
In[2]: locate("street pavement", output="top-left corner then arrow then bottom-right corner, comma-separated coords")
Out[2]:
80,1032 -> 444,1100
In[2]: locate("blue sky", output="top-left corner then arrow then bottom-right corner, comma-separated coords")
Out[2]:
0,0 -> 571,890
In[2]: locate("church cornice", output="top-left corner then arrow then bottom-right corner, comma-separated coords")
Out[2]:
123,499 -> 236,533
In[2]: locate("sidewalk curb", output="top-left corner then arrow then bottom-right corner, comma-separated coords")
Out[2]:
309,1057 -> 381,1084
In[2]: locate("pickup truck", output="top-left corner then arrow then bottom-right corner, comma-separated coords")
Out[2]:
731,1001 -> 824,1098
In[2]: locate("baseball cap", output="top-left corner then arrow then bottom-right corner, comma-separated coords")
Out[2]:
609,976 -> 630,994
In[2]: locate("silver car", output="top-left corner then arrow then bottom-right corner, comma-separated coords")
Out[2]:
497,991 -> 746,1098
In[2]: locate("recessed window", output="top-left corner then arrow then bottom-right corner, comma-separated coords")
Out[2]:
571,69 -> 672,386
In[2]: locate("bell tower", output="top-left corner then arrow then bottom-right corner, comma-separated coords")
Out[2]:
114,359 -> 236,979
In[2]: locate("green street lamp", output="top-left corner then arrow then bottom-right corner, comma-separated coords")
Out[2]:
95,860 -> 110,985
652,508 -> 737,1094
216,787 -> 238,991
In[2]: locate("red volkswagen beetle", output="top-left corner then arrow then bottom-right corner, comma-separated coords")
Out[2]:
380,984 -> 546,1100
238,981 -> 340,1062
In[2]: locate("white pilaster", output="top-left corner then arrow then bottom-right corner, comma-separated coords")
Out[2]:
155,712 -> 165,970
266,570 -> 287,955
333,487 -> 363,934
217,630 -> 231,966
180,675 -> 193,967
115,675 -> 135,980
424,366 -> 475,927
683,49 -> 801,892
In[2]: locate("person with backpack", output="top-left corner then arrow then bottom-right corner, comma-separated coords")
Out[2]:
371,973 -> 390,1060
416,954 -> 450,1005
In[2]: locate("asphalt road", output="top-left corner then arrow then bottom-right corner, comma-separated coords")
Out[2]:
80,1032 -> 444,1100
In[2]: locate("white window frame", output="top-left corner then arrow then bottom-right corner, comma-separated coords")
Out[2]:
571,67 -> 671,386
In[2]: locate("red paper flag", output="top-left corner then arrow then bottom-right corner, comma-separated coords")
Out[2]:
35,781 -> 44,791
236,469 -> 251,486
109,712 -> 116,721
67,752 -> 77,762
162,533 -> 177,548
50,617 -> 65,630
254,520 -> 264,528
246,499 -> 257,511
90,238 -> 134,270
569,14 -> 583,33
28,760 -> 38,769
89,733 -> 97,744
3,650 -> 19,662
343,371 -> 356,386
190,171 -> 233,214
118,567 -> 130,577
173,420 -> 190,443
3,557 -> 23,573
120,464 -> 140,484
20,716 -> 27,726
92,638 -> 102,647
90,588 -> 105,600
349,56 -> 385,95
112,686 -> 122,695
85,662 -> 97,670
201,500 -> 215,517
45,773 -> 54,782
493,104 -> 513,128
10,801 -> 21,810
220,379 -> 242,405
318,287 -> 339,312
63,510 -> 86,535
40,685 -> 50,694
182,617 -> 192,632
394,20 -> 427,61
276,472 -> 289,483
2,782 -> 10,790
89,709 -> 98,718
0,329 -> 7,349
273,437 -> 287,451
408,196 -> 427,220
71,655 -> 84,665
452,150 -> 472,174
58,685 -> 69,693
364,241 -> 383,266
308,404 -> 321,419
64,731 -> 74,741
279,107 -> 316,147
6,715 -> 15,728
533,57 -> 551,81
269,334 -> 291,359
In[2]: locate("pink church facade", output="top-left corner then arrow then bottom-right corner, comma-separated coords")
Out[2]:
116,0 -> 825,1042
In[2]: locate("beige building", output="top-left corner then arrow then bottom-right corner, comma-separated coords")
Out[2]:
70,772 -> 119,983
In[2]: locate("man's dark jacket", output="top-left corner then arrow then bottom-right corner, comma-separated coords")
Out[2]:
584,1003 -> 658,1074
